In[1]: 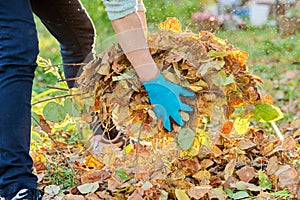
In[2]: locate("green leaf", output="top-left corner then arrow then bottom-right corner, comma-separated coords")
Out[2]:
232,191 -> 249,199
31,112 -> 40,126
225,188 -> 234,198
64,98 -> 81,117
43,102 -> 66,123
271,190 -> 293,198
208,50 -> 228,58
212,70 -> 235,86
258,170 -> 272,190
253,103 -> 283,122
198,60 -> 225,75
115,168 -> 131,181
112,70 -> 136,81
177,127 -> 195,150
175,189 -> 190,200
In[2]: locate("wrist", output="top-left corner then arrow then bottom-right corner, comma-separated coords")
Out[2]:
136,64 -> 160,81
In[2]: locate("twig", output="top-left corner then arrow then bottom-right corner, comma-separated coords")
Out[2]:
31,93 -> 81,105
46,86 -> 69,91
270,121 -> 284,141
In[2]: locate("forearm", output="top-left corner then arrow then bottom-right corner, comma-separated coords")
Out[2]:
137,0 -> 147,30
111,12 -> 158,81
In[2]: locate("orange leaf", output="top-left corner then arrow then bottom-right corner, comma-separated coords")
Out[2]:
158,17 -> 182,33
84,155 -> 105,170
260,95 -> 274,105
220,120 -> 233,134
226,50 -> 248,66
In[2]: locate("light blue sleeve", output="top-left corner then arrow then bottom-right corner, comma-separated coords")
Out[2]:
102,0 -> 138,20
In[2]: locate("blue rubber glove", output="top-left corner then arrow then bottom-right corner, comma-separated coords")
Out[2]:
143,74 -> 195,131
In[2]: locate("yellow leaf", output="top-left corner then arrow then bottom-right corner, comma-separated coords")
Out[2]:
198,130 -> 212,147
175,189 -> 190,200
158,17 -> 182,33
234,115 -> 251,135
84,155 -> 105,170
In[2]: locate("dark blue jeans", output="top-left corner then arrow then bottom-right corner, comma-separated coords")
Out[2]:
0,0 -> 95,196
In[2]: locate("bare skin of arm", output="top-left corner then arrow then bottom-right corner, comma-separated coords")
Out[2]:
111,12 -> 159,81
137,10 -> 147,30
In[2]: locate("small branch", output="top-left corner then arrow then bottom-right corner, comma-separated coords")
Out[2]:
270,121 -> 284,141
31,93 -> 81,106
46,86 -> 69,91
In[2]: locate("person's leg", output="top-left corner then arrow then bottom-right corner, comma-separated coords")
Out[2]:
0,0 -> 39,197
30,0 -> 96,88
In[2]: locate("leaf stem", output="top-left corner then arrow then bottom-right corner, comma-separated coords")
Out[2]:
270,121 -> 284,140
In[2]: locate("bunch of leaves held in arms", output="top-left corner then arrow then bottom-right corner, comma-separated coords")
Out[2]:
78,17 -> 266,144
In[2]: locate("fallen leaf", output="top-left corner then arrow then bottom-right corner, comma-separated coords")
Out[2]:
128,189 -> 143,200
208,188 -> 227,200
266,156 -> 279,176
224,159 -> 236,180
84,155 -> 105,170
291,118 -> 300,129
177,127 -> 195,150
278,167 -> 298,194
44,185 -> 60,196
237,139 -> 256,150
77,182 -> 99,194
192,170 -> 211,182
220,121 -> 233,134
175,189 -> 190,200
236,166 -> 256,183
85,193 -> 101,200
188,185 -> 212,199
231,181 -> 265,191
62,194 -> 85,200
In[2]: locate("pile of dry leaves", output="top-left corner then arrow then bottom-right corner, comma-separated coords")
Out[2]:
35,18 -> 300,199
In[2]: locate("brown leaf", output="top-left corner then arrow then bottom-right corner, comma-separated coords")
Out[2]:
96,191 -> 118,200
34,161 -> 46,172
192,170 -> 211,182
107,176 -> 123,192
237,139 -> 256,150
128,189 -> 144,200
38,115 -> 52,134
291,118 -> 300,129
85,193 -> 101,200
236,166 -> 256,183
283,136 -> 297,150
180,157 -> 200,176
200,159 -> 214,170
223,176 -> 238,190
266,156 -> 279,176
224,159 -> 236,180
188,185 -> 212,200
208,188 -> 227,200
278,167 -> 298,194
81,170 -> 110,184
62,194 -> 85,200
